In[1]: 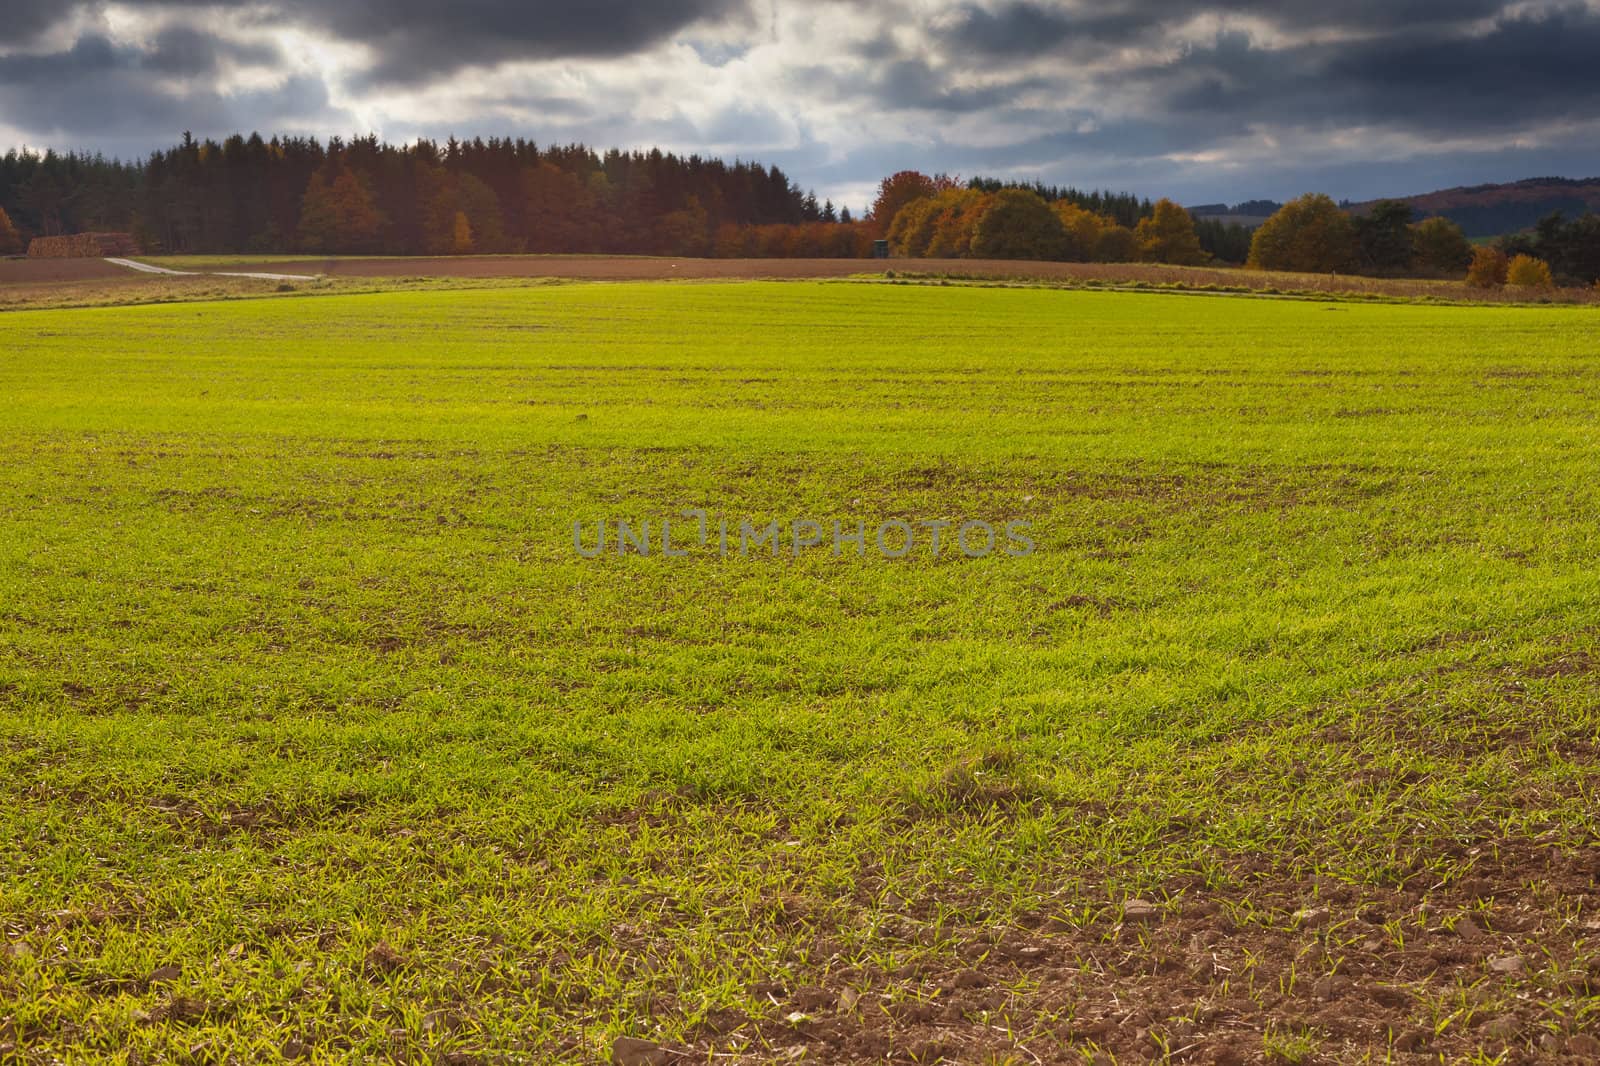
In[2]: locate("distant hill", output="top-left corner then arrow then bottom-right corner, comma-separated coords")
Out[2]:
1349,177 -> 1600,238
1186,200 -> 1282,230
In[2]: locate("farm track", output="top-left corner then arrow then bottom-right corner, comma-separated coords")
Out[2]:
103,257 -> 318,282
5,254 -> 1597,304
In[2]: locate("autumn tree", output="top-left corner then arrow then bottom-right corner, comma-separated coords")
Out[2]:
1506,254 -> 1554,288
456,174 -> 508,252
0,205 -> 20,255
870,171 -> 956,232
1096,224 -> 1139,263
885,195 -> 938,257
1135,199 -> 1207,265
1411,217 -> 1473,276
884,187 -> 985,257
926,189 -> 988,257
417,166 -> 509,254
1051,202 -> 1139,262
297,164 -> 386,253
451,211 -> 474,253
969,189 -> 1066,260
1052,202 -> 1106,261
657,195 -> 711,256
1466,246 -> 1509,288
520,162 -> 593,253
1247,194 -> 1357,273
416,165 -> 458,254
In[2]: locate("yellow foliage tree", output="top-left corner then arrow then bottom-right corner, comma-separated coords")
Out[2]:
1051,202 -> 1142,262
1095,224 -> 1139,263
1051,202 -> 1106,261
1135,199 -> 1207,265
1506,254 -> 1553,288
451,211 -> 475,254
886,188 -> 986,258
886,196 -> 939,257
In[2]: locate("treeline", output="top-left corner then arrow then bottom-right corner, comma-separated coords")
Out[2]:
1501,213 -> 1600,285
1248,196 -> 1474,277
0,133 -> 856,256
871,174 -> 1599,284
5,135 -> 1591,281
964,178 -> 1154,229
1246,194 -> 1600,285
0,145 -> 1244,263
869,171 -> 1229,266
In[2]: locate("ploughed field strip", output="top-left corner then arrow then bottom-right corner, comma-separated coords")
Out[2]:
0,281 -> 1598,1064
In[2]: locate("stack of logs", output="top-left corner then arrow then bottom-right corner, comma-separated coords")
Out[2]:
27,232 -> 142,257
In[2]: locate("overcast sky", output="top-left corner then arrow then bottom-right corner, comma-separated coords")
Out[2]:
4,1 -> 1600,211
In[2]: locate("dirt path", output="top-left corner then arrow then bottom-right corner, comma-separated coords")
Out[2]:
104,257 -> 318,282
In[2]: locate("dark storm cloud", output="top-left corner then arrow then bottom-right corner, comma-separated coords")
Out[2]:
791,55 -> 1047,115
143,26 -> 283,75
3,0 -> 1600,205
0,0 -> 70,44
876,58 -> 1047,113
941,0 -> 1513,57
1139,6 -> 1600,133
318,0 -> 752,85
0,1 -> 750,85
0,32 -> 334,156
0,29 -> 281,82
943,2 -> 1158,58
854,2 -> 1600,139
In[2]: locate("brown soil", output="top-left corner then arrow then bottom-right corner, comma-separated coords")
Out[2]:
646,838 -> 1600,1065
0,258 -> 131,284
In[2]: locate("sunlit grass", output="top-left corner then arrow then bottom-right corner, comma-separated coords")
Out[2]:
1,281 -> 1597,1062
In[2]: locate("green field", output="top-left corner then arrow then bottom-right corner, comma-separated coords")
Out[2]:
3,281 -> 1598,1064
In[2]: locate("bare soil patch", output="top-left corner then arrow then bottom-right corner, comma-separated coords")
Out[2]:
653,839 -> 1600,1065
0,258 -> 130,284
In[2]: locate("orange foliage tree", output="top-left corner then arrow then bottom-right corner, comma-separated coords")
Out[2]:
870,171 -> 958,233
0,206 -> 21,255
451,211 -> 475,254
296,164 -> 387,253
1052,202 -> 1139,262
1466,246 -> 1509,288
887,188 -> 987,257
714,221 -> 871,258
